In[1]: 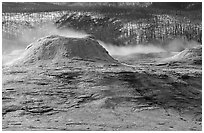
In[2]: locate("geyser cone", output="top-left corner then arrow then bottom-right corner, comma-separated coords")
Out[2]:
162,45 -> 202,65
11,35 -> 117,65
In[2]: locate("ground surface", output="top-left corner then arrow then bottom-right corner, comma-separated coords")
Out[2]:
2,53 -> 202,131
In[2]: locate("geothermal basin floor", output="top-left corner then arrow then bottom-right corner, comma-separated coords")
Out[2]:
2,57 -> 202,131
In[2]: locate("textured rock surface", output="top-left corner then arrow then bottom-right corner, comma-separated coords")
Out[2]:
2,35 -> 202,131
10,35 -> 117,65
162,45 -> 202,65
2,57 -> 202,131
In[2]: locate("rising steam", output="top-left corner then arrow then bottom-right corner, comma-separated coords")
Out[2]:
2,23 -> 201,65
3,23 -> 89,53
98,40 -> 166,56
98,37 -> 200,56
2,23 -> 90,65
164,37 -> 200,52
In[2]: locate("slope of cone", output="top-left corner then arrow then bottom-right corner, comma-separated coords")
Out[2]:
11,35 -> 117,65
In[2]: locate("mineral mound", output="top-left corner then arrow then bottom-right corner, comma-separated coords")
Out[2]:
10,35 -> 117,65
163,45 -> 202,65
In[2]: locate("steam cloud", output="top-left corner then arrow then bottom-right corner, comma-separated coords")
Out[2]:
2,23 -> 90,65
164,38 -> 200,52
2,23 -> 201,65
98,40 -> 166,56
3,23 -> 89,53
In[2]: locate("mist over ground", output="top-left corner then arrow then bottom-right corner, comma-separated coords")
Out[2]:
2,23 -> 201,65
97,40 -> 166,55
2,3 -> 202,131
2,24 -> 89,65
3,24 -> 89,53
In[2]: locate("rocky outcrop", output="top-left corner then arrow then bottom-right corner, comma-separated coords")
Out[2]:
162,45 -> 202,65
10,35 -> 117,65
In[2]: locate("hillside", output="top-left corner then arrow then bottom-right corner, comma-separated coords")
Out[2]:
8,35 -> 117,65
3,2 -> 201,47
